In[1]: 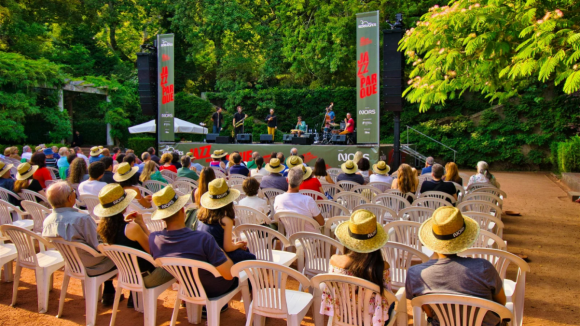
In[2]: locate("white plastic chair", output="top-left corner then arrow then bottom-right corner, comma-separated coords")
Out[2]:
136,185 -> 154,198
374,194 -> 411,213
452,182 -> 466,203
472,187 -> 508,199
352,185 -> 381,202
172,180 -> 197,195
384,221 -> 431,257
79,195 -> 101,222
0,241 -> 17,282
411,294 -> 513,326
98,244 -> 176,326
20,200 -> 51,233
50,238 -> 118,326
381,242 -> 429,290
0,199 -> 33,230
458,201 -> 503,218
45,179 -> 58,188
368,181 -> 391,192
262,188 -> 285,204
316,200 -> 350,220
299,189 -> 325,200
0,187 -> 21,203
274,211 -> 322,238
175,177 -> 199,186
156,257 -> 250,326
398,207 -> 434,223
47,167 -> 59,180
234,206 -> 271,225
312,274 -> 399,326
419,191 -> 456,205
233,224 -> 297,267
143,180 -> 166,193
324,216 -> 350,239
211,167 -> 227,179
19,189 -> 49,205
463,193 -> 503,208
160,170 -> 177,182
289,232 -> 344,278
327,168 -> 342,175
463,212 -> 504,237
459,248 -> 529,326
1,225 -> 64,313
353,203 -> 398,225
337,180 -> 360,192
472,230 -> 507,250
412,197 -> 452,209
385,189 -> 417,203
231,260 -> 313,326
335,192 -> 369,212
227,178 -> 245,187
321,184 -> 342,199
458,172 -> 471,183
467,182 -> 495,193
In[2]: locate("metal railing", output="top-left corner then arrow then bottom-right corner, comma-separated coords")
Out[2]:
406,126 -> 457,162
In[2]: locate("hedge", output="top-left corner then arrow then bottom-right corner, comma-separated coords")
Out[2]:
73,120 -> 108,145
551,136 -> 580,173
126,137 -> 156,156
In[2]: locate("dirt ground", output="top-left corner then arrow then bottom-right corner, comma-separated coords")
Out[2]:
0,171 -> 578,326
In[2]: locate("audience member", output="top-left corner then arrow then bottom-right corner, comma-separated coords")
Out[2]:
57,147 -> 71,179
0,162 -> 15,202
185,152 -> 204,172
313,158 -> 334,184
111,147 -> 121,161
147,147 -> 160,164
51,146 -> 60,160
468,161 -> 500,188
421,156 -> 435,175
123,153 -> 141,180
406,207 -> 506,326
2,147 -> 10,160
14,163 -> 44,196
79,162 -> 107,196
356,157 -> 372,184
99,156 -> 116,184
391,163 -> 417,203
138,152 -> 150,173
89,146 -> 103,164
139,161 -> 168,184
114,153 -> 125,172
277,153 -> 289,175
171,151 -> 182,169
75,147 -> 89,165
229,153 -> 250,177
197,179 -> 256,263
260,158 -> 288,191
10,147 -> 21,161
125,149 -> 141,164
209,150 -> 227,171
321,209 -> 392,324
443,162 -> 463,186
114,162 -> 152,208
300,165 -> 324,199
419,164 -> 457,201
369,161 -> 393,184
250,156 -> 268,177
31,152 -> 52,189
101,148 -> 111,157
177,156 -> 199,181
67,157 -> 89,184
274,167 -> 324,230
246,152 -> 260,170
194,167 -> 216,204
336,160 -> 364,185
238,177 -> 269,216
64,153 -> 76,177
21,146 -> 33,162
159,153 -> 177,173
353,151 -> 363,165
290,148 -> 298,156
42,181 -> 119,306
43,148 -> 57,168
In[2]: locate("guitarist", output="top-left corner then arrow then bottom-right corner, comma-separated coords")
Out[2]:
233,106 -> 248,140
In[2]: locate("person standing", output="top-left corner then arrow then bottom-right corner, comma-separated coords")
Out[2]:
212,107 -> 224,134
265,109 -> 277,139
72,130 -> 84,147
233,106 -> 248,139
324,103 -> 335,131
339,113 -> 355,135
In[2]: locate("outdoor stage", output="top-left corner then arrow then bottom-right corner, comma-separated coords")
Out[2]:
159,142 -> 397,168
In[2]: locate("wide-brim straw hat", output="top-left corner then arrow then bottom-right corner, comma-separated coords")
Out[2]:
286,156 -> 303,169
113,162 -> 139,182
341,160 -> 358,174
93,184 -> 138,218
200,178 -> 240,210
419,206 -> 480,255
16,163 -> 39,180
90,146 -> 103,157
372,161 -> 390,175
0,162 -> 13,178
211,150 -> 228,159
151,185 -> 191,221
265,158 -> 285,173
303,166 -> 313,180
335,209 -> 388,253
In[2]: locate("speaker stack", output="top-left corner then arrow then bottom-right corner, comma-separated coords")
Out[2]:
260,134 -> 273,144
383,29 -> 404,112
137,52 -> 158,116
236,133 -> 252,144
283,134 -> 295,144
216,136 -> 232,144
292,134 -> 314,145
331,135 -> 347,145
205,133 -> 219,143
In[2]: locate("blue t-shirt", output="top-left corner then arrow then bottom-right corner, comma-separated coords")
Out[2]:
89,155 -> 103,164
328,111 -> 335,121
421,166 -> 432,175
0,178 -> 15,192
148,228 -> 236,298
229,164 -> 250,177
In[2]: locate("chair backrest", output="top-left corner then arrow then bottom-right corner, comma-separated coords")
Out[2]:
321,184 -> 341,199
234,206 -> 269,225
351,185 -> 381,202
353,204 -> 397,225
472,187 -> 507,199
233,224 -> 291,262
334,192 -> 369,212
172,180 -> 197,195
452,182 -> 466,203
311,274 -> 398,326
463,212 -> 504,237
374,194 -> 410,213
211,167 -> 227,179
467,182 -> 495,193
229,174 -> 247,181
383,221 -> 423,252
337,180 -> 360,192
175,177 -> 199,186
19,189 -> 49,204
0,225 -> 51,268
463,193 -> 503,208
143,180 -> 166,193
135,185 -> 154,198
262,188 -> 285,204
398,206 -> 435,224
20,200 -> 51,233
327,168 -> 341,175
98,244 -> 158,292
316,200 -> 350,220
228,178 -> 245,187
50,237 -> 103,279
160,169 -> 177,182
289,232 -> 344,278
472,230 -> 506,250
419,191 -> 456,205
457,201 -> 502,218
412,197 -> 452,209
385,189 -> 417,202
381,242 -> 429,290
299,189 -> 325,200
47,167 -> 59,180
156,257 -> 220,304
253,174 -> 263,182
0,199 -> 20,226
45,179 -> 58,188
79,195 -> 101,220
0,187 -> 20,203
411,294 -> 513,326
274,211 -> 321,238
231,184 -> 248,203
324,216 -> 350,238
368,182 -> 391,193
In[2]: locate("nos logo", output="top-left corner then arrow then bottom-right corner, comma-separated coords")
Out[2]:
338,153 -> 370,161
359,109 -> 376,115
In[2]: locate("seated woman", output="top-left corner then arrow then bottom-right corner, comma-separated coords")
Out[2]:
67,157 -> 89,185
159,153 -> 177,173
313,158 -> 334,185
139,161 -> 168,184
238,177 -> 269,216
467,161 -> 500,188
193,167 -> 215,204
197,178 -> 256,263
114,162 -> 152,209
321,209 -> 393,326
250,156 -> 268,177
356,157 -> 373,184
14,163 -> 45,198
391,163 -> 416,204
299,166 -> 325,200
31,152 -> 52,189
209,150 -> 227,173
95,183 -> 174,307
443,162 -> 463,186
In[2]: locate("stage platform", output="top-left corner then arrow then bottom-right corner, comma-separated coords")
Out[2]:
160,142 -> 395,167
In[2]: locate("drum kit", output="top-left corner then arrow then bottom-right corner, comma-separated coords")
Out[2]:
315,123 -> 344,144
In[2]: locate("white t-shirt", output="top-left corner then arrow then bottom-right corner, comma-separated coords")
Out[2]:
369,174 -> 393,184
21,152 -> 33,161
274,193 -> 321,232
251,168 -> 269,176
77,153 -> 90,166
238,196 -> 270,217
78,180 -> 107,197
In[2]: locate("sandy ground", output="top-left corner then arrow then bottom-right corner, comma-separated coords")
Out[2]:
0,171 -> 578,326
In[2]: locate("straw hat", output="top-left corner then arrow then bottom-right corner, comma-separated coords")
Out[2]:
16,163 -> 39,180
93,184 -> 137,218
151,185 -> 191,221
302,166 -> 313,180
186,152 -> 194,158
286,156 -> 303,169
200,178 -> 240,210
0,162 -> 13,178
90,146 -> 103,157
419,206 -> 480,255
372,161 -> 390,175
341,160 -> 358,174
335,209 -> 388,253
35,145 -> 43,152
265,158 -> 285,173
113,162 -> 139,182
210,150 -> 227,159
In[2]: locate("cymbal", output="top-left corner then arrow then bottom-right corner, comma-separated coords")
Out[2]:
291,129 -> 302,132
330,123 -> 340,127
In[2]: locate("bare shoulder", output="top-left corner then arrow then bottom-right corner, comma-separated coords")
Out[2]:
330,254 -> 352,269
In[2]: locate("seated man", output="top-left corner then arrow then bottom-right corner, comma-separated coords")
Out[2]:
421,157 -> 435,175
42,181 -> 120,306
228,153 -> 250,177
123,153 -> 141,181
274,167 -> 324,231
406,207 -> 506,326
99,156 -> 116,184
339,113 -> 355,135
148,186 -> 238,299
79,161 -> 107,196
419,163 -> 457,202
336,160 -> 364,185
260,158 -> 288,192
177,155 -> 199,181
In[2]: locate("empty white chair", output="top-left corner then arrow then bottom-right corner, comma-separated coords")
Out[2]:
20,200 -> 51,233
463,193 -> 503,208
299,189 -> 325,200
463,212 -> 504,237
231,260 -> 313,326
472,187 -> 508,199
324,216 -> 350,239
352,185 -> 381,202
458,200 -> 502,218
381,242 -> 429,290
316,200 -> 349,220
289,232 -> 344,278
79,195 -> 101,222
234,206 -> 270,225
143,180 -> 166,193
233,224 -> 297,267
19,189 -> 49,205
335,192 -> 369,212
321,183 -> 342,199
419,191 -> 456,205
337,180 -> 360,192
262,187 -> 285,204
274,212 -> 322,270
157,257 -> 250,326
50,238 -> 118,326
398,207 -> 435,223
412,197 -> 452,209
0,241 -> 17,282
98,244 -> 176,326
0,199 -> 33,230
368,181 -> 391,192
353,203 -> 397,225
228,173 -> 247,183
172,180 -> 197,195
384,221 -> 431,257
374,194 -> 411,213
472,230 -> 507,250
452,182 -> 466,202
411,294 -> 513,326
160,169 -> 177,182
1,225 -> 64,313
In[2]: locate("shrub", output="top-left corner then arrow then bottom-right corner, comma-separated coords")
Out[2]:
126,137 -> 156,156
551,136 -> 580,173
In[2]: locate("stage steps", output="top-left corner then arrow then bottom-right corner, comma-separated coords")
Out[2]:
401,144 -> 427,167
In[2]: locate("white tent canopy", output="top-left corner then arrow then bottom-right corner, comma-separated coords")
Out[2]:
128,118 -> 207,134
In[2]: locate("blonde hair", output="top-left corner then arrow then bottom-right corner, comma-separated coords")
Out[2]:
160,153 -> 173,164
4,147 -> 12,156
445,162 -> 461,183
140,161 -> 157,182
11,147 -> 18,155
397,164 -> 416,194
59,147 -> 69,156
353,151 -> 363,165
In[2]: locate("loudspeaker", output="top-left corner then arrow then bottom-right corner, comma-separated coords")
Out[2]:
216,136 -> 232,144
260,134 -> 273,144
292,137 -> 312,145
236,133 -> 252,144
331,135 -> 347,145
383,29 -> 404,112
283,134 -> 295,144
205,133 -> 219,143
137,52 -> 158,116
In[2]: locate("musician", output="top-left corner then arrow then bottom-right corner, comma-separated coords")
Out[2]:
211,107 -> 224,134
339,113 -> 355,135
291,116 -> 306,136
324,102 -> 335,130
233,106 -> 248,137
265,108 -> 277,138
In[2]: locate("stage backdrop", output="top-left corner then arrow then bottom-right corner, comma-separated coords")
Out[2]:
356,11 -> 380,144
157,34 -> 175,142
